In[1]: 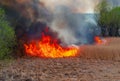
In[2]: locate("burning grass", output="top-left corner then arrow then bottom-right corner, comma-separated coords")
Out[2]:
80,37 -> 120,61
24,34 -> 79,58
24,36 -> 120,61
1,37 -> 120,81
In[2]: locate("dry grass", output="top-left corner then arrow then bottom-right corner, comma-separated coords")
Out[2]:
0,38 -> 120,81
80,37 -> 120,61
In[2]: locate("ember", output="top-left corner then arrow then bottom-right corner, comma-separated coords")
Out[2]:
24,33 -> 78,58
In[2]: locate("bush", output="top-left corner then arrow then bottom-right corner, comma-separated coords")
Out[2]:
0,8 -> 16,60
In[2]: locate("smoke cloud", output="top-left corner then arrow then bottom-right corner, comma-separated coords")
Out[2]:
3,0 -> 117,45
40,0 -> 99,13
38,0 -> 100,45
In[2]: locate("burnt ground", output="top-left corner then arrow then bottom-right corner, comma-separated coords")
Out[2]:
0,38 -> 120,81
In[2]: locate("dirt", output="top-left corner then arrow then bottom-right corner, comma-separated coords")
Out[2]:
0,37 -> 120,81
0,57 -> 120,81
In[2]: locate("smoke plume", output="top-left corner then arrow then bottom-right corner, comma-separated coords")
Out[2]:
0,0 -> 103,45
39,0 -> 100,45
39,0 -> 120,45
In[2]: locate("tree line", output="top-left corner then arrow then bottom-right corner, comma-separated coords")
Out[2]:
95,0 -> 120,37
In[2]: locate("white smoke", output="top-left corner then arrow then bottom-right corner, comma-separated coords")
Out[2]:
38,0 -> 100,45
31,0 -> 99,45
3,0 -> 119,45
40,0 -> 99,13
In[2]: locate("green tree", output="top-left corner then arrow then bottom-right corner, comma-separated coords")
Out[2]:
107,7 -> 120,36
0,8 -> 16,59
95,0 -> 120,36
95,0 -> 111,26
109,7 -> 120,27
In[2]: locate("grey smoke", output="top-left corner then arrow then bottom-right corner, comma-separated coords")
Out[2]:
2,0 -> 119,45
26,0 -> 103,45
48,5 -> 100,45
27,0 -> 120,45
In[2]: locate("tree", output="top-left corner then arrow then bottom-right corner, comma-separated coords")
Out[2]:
94,0 -> 110,36
95,0 -> 120,36
107,7 -> 120,36
0,8 -> 16,59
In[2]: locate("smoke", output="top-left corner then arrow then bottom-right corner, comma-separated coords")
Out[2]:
40,0 -> 100,13
0,0 -> 102,45
38,0 -> 100,45
1,0 -> 51,22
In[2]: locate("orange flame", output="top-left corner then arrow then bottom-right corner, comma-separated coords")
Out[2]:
24,34 -> 78,58
94,36 -> 103,44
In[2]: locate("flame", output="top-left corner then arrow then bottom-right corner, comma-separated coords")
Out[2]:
24,34 -> 78,58
94,36 -> 103,44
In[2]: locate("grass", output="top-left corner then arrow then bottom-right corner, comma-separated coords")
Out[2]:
80,37 -> 120,61
1,37 -> 120,70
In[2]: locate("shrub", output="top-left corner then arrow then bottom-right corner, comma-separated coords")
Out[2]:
0,8 -> 16,60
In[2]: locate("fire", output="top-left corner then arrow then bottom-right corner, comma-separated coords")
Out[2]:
94,36 -> 103,44
24,34 -> 78,58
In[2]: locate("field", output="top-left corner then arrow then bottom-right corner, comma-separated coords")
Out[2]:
0,37 -> 120,81
80,37 -> 120,61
